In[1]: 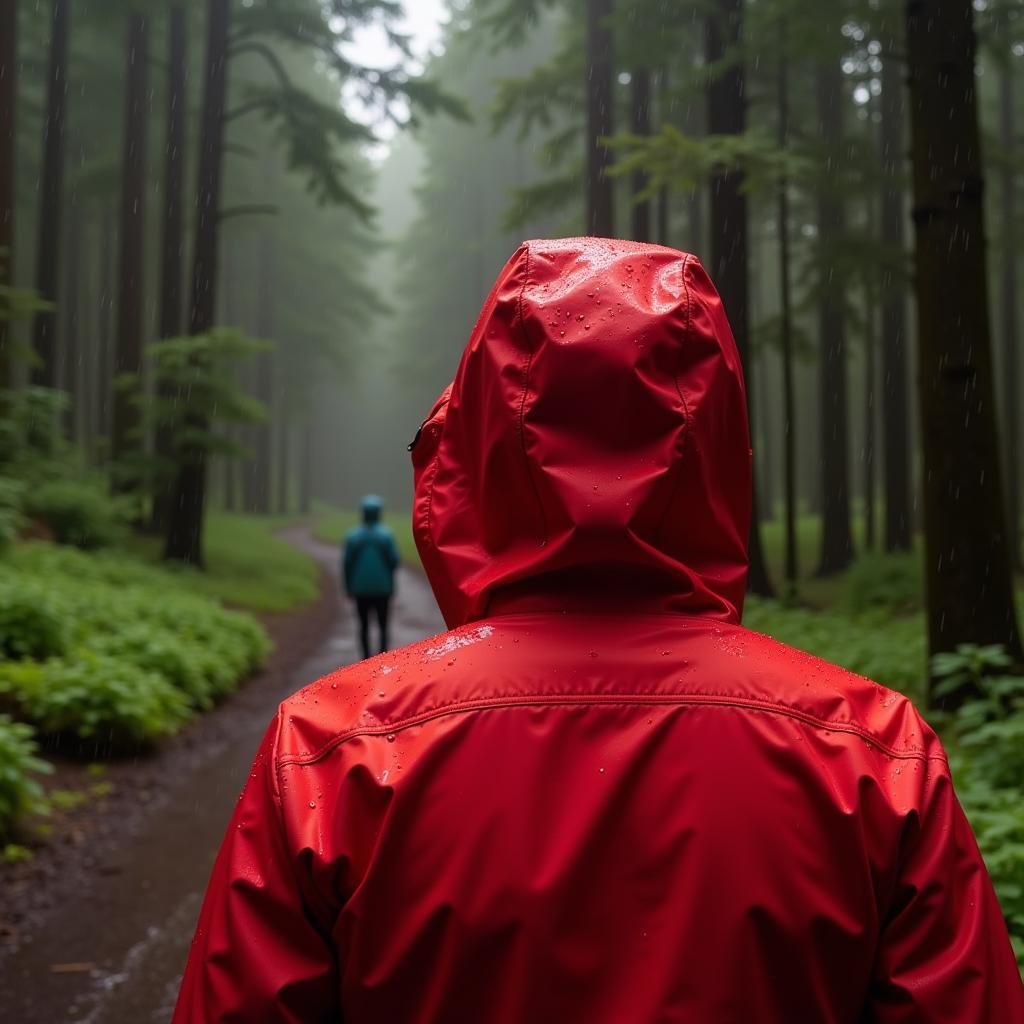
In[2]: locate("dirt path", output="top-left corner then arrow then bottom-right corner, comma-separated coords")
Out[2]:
0,526 -> 444,1023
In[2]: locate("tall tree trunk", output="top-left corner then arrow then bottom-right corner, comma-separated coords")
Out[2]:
31,0 -> 70,389
112,14 -> 149,487
706,0 -> 774,597
80,211 -> 100,456
879,22 -> 912,551
0,0 -> 15,390
777,17 -> 798,593
300,416 -> 312,516
152,3 -> 188,530
1000,49 -> 1020,569
585,0 -> 614,236
252,233 -> 274,515
631,66 -> 651,242
165,0 -> 231,565
905,0 -> 1023,689
62,199 -> 81,438
656,70 -> 670,245
864,302 -> 877,550
96,201 -> 114,451
815,53 -> 854,575
276,414 -> 289,515
683,93 -> 704,256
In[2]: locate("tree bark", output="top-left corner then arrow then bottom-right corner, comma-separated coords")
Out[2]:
585,0 -> 614,236
299,416 -> 312,516
1000,49 -> 1020,569
96,201 -> 114,451
905,0 -> 1023,688
62,199 -> 81,438
656,70 -> 670,245
631,66 -> 651,242
879,24 -> 912,551
682,89 -> 704,256
165,0 -> 231,565
864,302 -> 877,550
159,3 -> 186,346
815,54 -> 854,576
252,232 -> 274,515
0,0 -> 15,390
112,14 -> 149,484
275,413 -> 289,515
706,0 -> 774,597
777,17 -> 798,593
31,0 -> 70,389
152,3 -> 187,530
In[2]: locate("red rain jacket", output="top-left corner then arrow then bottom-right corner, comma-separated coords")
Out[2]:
175,238 -> 1023,1022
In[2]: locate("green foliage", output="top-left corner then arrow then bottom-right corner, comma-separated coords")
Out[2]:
145,329 -> 269,452
0,478 -> 25,553
0,387 -> 71,480
0,542 -> 270,743
236,83 -> 376,212
843,551 -> 923,615
743,596 -> 927,701
3,655 -> 191,748
611,124 -> 809,198
932,646 -> 1024,964
0,715 -> 52,840
0,579 -> 67,661
131,329 -> 269,503
23,479 -> 132,550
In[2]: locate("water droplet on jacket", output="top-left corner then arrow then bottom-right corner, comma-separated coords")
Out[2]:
377,690 -> 385,698
387,733 -> 396,743
308,801 -> 316,808
598,767 -> 606,773
589,651 -> 598,658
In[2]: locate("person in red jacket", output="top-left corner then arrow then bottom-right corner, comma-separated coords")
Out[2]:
174,238 -> 1023,1022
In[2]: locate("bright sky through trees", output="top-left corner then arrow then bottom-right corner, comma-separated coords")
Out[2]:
342,0 -> 449,158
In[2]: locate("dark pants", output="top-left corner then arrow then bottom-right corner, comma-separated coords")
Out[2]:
355,595 -> 391,660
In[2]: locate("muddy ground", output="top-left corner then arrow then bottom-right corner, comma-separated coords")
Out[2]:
0,525 -> 444,1023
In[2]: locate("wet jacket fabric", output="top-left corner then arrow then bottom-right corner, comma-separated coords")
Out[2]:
343,506 -> 399,598
174,238 -> 1023,1023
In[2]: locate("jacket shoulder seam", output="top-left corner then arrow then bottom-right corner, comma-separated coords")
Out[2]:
276,691 -> 944,769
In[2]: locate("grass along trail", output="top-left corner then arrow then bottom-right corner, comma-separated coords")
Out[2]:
0,524 -> 444,1023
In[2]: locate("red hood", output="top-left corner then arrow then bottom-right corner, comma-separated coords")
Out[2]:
411,237 -> 751,628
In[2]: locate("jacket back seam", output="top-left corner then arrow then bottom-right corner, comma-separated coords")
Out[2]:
276,691 -> 944,769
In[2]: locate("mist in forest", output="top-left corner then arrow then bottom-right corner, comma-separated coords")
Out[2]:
1,0 -> 1023,671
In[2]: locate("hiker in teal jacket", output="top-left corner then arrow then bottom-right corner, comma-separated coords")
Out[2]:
343,496 -> 400,659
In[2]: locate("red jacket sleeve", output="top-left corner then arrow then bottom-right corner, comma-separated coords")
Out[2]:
866,764 -> 1024,1021
172,717 -> 339,1023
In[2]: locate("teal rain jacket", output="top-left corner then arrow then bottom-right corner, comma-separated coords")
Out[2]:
343,497 -> 399,597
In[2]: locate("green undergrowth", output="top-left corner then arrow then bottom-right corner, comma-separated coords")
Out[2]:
0,510 -> 324,840
744,597 -> 928,704
930,646 -> 1024,967
0,543 -> 269,753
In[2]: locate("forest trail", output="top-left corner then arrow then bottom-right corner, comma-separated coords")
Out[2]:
0,526 -> 445,1024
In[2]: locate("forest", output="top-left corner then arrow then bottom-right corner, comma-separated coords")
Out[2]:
0,0 -> 1023,1012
